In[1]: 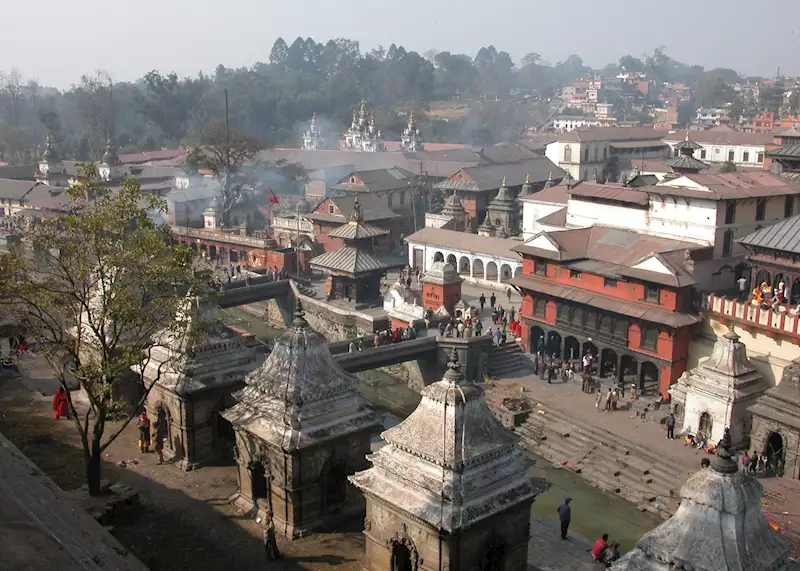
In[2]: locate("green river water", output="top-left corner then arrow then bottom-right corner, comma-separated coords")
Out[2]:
223,307 -> 662,552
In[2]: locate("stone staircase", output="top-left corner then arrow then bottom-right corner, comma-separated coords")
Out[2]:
517,405 -> 688,519
488,343 -> 536,379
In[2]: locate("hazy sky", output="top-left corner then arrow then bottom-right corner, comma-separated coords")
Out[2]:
4,0 -> 799,89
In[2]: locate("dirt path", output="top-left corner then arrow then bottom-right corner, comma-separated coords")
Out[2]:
0,362 -> 365,571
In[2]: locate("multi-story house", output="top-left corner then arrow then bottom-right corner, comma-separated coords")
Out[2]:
661,129 -> 773,167
519,172 -> 800,290
510,226 -> 703,397
544,128 -> 668,181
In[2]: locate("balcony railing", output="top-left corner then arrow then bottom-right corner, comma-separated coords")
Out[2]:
703,293 -> 800,338
272,217 -> 314,233
171,226 -> 271,248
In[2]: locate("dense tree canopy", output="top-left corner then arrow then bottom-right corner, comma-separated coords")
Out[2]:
0,40 -> 767,164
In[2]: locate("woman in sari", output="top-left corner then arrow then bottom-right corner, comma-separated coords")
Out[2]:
52,386 -> 69,420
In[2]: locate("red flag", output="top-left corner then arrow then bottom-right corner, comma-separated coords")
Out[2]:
267,188 -> 280,204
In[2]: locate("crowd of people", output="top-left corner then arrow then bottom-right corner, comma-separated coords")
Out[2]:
367,325 -> 418,349
747,278 -> 800,313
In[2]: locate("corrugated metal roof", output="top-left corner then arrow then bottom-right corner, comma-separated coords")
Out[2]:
768,143 -> 800,158
310,246 -> 397,275
570,182 -> 650,206
737,215 -> 800,254
404,227 -> 521,261
327,220 -> 389,240
436,157 -> 564,192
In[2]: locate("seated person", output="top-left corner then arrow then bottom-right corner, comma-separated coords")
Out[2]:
602,541 -> 621,567
592,534 -> 609,561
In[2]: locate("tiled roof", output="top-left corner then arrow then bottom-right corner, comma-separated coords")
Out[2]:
664,155 -> 709,171
661,129 -> 773,146
737,215 -> 800,255
512,226 -> 700,287
308,193 -> 399,224
327,220 -> 389,240
768,143 -> 800,158
329,166 -> 416,193
0,179 -> 41,201
309,246 -> 404,275
559,127 -> 669,143
508,274 -> 702,328
518,184 -> 570,205
653,171 -> 800,200
404,227 -> 522,261
436,157 -> 564,192
568,182 -> 650,206
537,208 -> 567,227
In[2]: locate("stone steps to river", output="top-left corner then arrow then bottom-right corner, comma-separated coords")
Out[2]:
517,406 -> 684,519
488,343 -> 536,379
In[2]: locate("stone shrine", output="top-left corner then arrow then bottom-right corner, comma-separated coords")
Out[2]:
222,303 -> 382,538
439,191 -> 467,232
668,328 -> 768,447
400,110 -> 424,152
302,112 -> 329,150
612,428 -> 799,571
350,348 -> 542,571
749,358 -> 800,478
421,261 -> 462,315
480,177 -> 519,238
342,101 -> 385,152
143,295 -> 259,470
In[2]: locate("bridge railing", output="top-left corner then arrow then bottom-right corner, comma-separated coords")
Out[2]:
171,226 -> 273,248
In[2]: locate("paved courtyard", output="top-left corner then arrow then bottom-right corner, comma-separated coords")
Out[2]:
529,514 -> 599,571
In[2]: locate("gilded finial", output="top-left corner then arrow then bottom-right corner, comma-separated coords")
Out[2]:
46,133 -> 53,145
525,173 -> 531,185
349,196 -> 363,223
501,176 -> 508,187
360,101 -> 366,114
409,109 -> 414,121
312,112 -> 316,121
684,130 -> 691,142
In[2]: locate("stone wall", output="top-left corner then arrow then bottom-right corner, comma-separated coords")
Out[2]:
232,425 -> 375,538
362,493 -> 532,571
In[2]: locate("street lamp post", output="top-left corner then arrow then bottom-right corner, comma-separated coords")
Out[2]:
295,202 -> 301,281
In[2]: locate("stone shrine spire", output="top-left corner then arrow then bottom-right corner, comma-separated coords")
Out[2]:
342,100 -> 385,152
350,347 -> 544,570
612,427 -> 798,571
481,176 -> 520,237
669,328 -> 768,447
400,109 -> 424,152
301,111 -> 328,150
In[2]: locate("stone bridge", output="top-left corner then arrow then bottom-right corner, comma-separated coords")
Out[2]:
331,337 -> 439,373
329,335 -> 495,384
217,276 -> 292,308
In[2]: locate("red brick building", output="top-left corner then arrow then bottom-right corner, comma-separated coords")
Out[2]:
509,226 -> 705,397
307,193 -> 400,253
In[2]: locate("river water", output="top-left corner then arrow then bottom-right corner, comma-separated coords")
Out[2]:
222,307 -> 661,552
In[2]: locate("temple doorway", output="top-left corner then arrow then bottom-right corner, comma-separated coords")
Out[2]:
529,326 -> 544,354
390,541 -> 414,571
433,251 -> 444,263
755,269 -> 771,289
640,361 -> 660,395
323,459 -> 348,508
250,460 -> 269,502
214,412 -> 236,465
482,537 -> 506,571
564,336 -> 580,362
766,431 -> 785,474
154,405 -> 173,455
600,348 -> 618,379
546,331 -> 562,358
698,412 -> 713,440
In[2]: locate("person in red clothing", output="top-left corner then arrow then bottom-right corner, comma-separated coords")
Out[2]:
52,386 -> 69,420
592,534 -> 609,561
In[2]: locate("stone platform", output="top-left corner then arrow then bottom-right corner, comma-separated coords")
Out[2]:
489,373 -> 710,519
